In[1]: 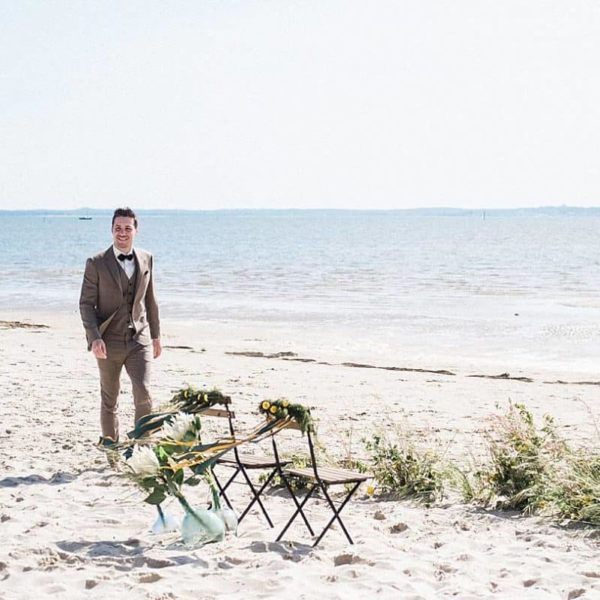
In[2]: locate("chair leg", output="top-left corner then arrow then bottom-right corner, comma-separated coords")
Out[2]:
278,470 -> 316,536
312,482 -> 361,547
215,467 -> 240,510
212,470 -> 234,510
276,484 -> 317,541
219,467 -> 240,495
238,467 -> 277,527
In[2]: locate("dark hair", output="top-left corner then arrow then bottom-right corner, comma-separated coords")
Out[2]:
112,207 -> 138,228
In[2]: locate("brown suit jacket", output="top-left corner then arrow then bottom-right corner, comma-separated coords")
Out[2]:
79,246 -> 160,349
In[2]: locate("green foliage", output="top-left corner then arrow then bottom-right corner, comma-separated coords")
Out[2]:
170,386 -> 231,413
144,487 -> 167,505
339,456 -> 371,474
258,399 -> 314,433
459,402 -> 600,525
463,403 -> 566,512
364,434 -> 445,505
542,451 -> 600,524
258,453 -> 313,492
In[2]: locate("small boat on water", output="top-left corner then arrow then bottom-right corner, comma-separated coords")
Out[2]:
78,216 -> 93,220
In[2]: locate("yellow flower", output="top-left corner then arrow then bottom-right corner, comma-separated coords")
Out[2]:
270,405 -> 278,415
366,485 -> 375,497
282,400 -> 289,408
261,401 -> 271,410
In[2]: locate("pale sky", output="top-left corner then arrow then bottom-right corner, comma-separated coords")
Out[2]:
1,1 -> 599,210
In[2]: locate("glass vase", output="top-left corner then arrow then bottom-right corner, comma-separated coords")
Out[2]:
214,507 -> 238,535
151,508 -> 180,534
181,506 -> 225,546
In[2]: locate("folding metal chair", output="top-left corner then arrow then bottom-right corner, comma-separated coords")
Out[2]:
272,421 -> 372,547
203,404 -> 291,528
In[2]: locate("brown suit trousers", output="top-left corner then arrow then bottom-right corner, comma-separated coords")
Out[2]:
98,336 -> 153,440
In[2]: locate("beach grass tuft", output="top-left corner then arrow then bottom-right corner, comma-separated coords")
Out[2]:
363,433 -> 446,505
456,402 -> 600,524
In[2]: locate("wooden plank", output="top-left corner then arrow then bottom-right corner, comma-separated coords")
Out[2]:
217,453 -> 292,468
285,466 -> 372,484
201,408 -> 234,419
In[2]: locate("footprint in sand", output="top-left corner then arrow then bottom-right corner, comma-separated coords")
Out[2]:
138,572 -> 162,583
390,522 -> 409,533
143,557 -> 175,569
222,555 -> 245,565
582,571 -> 600,578
333,553 -> 375,567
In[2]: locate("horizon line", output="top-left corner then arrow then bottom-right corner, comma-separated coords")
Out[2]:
1,204 -> 599,214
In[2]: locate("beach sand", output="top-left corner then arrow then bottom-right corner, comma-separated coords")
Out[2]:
1,311 -> 599,599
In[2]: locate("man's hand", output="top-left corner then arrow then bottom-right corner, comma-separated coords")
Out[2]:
152,338 -> 162,359
91,339 -> 107,359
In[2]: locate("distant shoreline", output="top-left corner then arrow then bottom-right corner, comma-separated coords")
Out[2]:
1,205 -> 600,217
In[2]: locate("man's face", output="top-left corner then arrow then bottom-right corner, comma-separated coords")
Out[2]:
112,216 -> 137,252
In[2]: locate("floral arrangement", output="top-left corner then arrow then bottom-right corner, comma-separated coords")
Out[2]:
125,411 -> 236,545
258,399 -> 314,434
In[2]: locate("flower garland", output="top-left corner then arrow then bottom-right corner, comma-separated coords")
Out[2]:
258,399 -> 314,434
126,386 -> 231,441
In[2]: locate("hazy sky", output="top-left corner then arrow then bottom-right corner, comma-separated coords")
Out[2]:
1,1 -> 599,210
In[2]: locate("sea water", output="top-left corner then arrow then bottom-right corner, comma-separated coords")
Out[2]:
1,209 -> 599,372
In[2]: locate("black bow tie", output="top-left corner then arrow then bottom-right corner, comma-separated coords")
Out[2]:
117,253 -> 134,261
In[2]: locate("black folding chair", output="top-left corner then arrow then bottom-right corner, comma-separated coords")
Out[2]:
272,420 -> 372,547
204,404 -> 291,528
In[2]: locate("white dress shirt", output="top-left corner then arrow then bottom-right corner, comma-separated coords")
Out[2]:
113,246 -> 136,279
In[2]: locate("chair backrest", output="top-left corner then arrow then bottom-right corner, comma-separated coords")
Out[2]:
200,402 -> 264,462
200,407 -> 235,421
199,404 -> 236,440
270,419 -> 321,481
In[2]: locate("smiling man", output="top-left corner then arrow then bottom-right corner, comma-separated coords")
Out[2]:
79,207 -> 162,446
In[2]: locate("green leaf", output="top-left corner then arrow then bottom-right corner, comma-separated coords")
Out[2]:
174,468 -> 184,487
138,476 -> 158,491
160,442 -> 182,455
144,487 -> 167,505
191,453 -> 224,475
184,476 -> 201,486
183,431 -> 198,443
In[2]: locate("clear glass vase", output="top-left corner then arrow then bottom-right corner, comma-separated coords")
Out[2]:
214,507 -> 238,535
181,506 -> 225,546
151,510 -> 180,534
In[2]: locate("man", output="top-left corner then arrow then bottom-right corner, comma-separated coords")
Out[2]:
79,207 -> 162,446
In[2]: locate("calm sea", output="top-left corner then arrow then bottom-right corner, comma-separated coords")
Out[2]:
1,210 -> 600,370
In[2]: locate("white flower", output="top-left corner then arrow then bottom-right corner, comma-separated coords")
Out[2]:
161,412 -> 198,442
127,445 -> 160,477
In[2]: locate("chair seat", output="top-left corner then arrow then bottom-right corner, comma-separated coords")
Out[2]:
285,465 -> 372,485
217,452 -> 290,469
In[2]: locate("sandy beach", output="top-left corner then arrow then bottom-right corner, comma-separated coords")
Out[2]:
3,0 -> 600,596
1,310 -> 600,600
